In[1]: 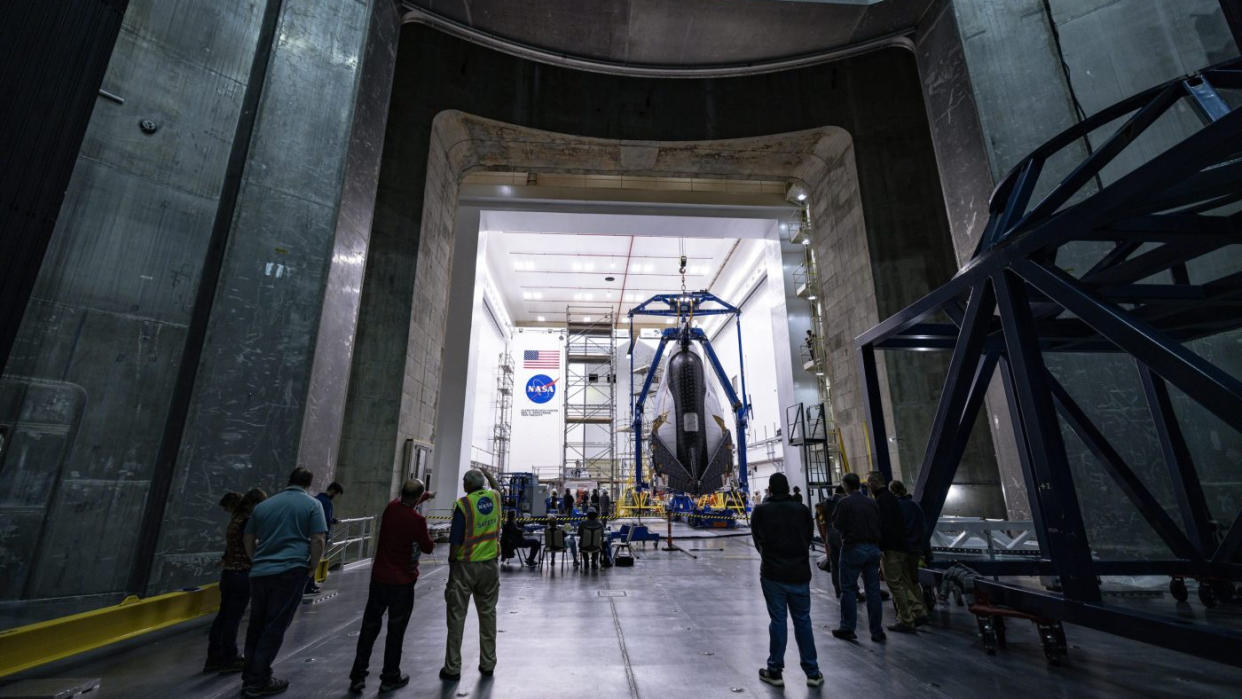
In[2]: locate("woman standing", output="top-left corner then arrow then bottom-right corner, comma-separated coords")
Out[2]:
204,487 -> 267,673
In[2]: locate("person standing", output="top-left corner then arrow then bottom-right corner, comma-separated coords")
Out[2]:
440,469 -> 502,682
751,473 -> 823,689
867,472 -> 921,633
561,488 -> 573,515
792,485 -> 803,504
889,480 -> 930,626
306,482 -> 343,594
599,489 -> 611,518
832,472 -> 885,643
205,488 -> 267,674
348,479 -> 435,693
241,468 -> 328,697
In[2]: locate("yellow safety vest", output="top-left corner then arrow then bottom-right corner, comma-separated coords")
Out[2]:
454,489 -> 500,561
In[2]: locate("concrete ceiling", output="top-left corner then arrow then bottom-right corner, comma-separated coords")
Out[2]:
403,0 -> 937,68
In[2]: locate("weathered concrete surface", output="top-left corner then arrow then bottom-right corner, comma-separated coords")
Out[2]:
148,0 -> 391,592
0,0 -> 264,616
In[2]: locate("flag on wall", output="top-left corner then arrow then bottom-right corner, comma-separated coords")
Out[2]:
523,349 -> 559,369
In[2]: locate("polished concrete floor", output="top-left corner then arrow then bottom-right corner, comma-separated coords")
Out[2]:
11,526 -> 1242,698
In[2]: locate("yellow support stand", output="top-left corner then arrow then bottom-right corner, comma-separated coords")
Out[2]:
316,558 -> 330,583
0,584 -> 221,678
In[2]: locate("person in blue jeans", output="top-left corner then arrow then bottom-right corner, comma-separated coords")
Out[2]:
241,468 -> 328,697
831,472 -> 886,643
750,473 -> 824,689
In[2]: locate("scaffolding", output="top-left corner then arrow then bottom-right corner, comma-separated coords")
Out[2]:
563,306 -> 616,488
491,350 -> 514,475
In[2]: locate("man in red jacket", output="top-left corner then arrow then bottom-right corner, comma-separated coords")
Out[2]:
348,479 -> 436,694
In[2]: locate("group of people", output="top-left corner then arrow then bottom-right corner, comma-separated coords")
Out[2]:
548,487 -> 611,518
501,507 -> 612,570
205,467 -> 505,697
750,470 -> 930,688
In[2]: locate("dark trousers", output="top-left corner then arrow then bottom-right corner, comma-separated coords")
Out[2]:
827,530 -> 843,597
760,577 -> 819,675
243,567 -> 308,687
350,581 -> 416,682
207,569 -> 250,664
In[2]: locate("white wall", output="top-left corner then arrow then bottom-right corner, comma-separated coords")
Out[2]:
508,329 -> 567,478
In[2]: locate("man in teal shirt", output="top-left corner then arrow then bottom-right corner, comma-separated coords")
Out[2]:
241,468 -> 328,697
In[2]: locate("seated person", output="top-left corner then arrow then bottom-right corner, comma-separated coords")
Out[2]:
544,514 -> 579,568
501,510 -> 540,567
577,508 -> 605,570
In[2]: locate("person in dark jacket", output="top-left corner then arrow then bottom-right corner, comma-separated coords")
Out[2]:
501,510 -> 540,567
890,481 -> 930,626
867,472 -> 921,633
751,473 -> 823,689
832,473 -> 885,643
562,489 -> 574,515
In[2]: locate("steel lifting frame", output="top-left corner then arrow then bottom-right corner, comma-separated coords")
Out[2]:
857,57 -> 1242,666
628,292 -> 753,493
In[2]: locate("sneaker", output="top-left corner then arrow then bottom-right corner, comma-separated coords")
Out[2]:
218,657 -> 246,674
379,674 -> 409,692
887,622 -> 916,633
348,678 -> 365,694
438,668 -> 460,682
831,629 -> 857,641
758,668 -> 784,687
806,673 -> 825,688
305,583 -> 322,594
242,677 -> 290,697
871,632 -> 888,643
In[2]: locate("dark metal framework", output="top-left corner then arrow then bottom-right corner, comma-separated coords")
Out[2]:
858,58 -> 1242,665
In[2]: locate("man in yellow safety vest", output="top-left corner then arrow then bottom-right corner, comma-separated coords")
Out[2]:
439,468 -> 502,681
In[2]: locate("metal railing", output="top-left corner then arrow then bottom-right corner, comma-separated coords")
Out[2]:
324,516 -> 376,569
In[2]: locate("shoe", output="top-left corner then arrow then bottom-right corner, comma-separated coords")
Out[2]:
807,673 -> 825,688
479,667 -> 494,676
438,668 -> 460,682
887,622 -> 916,633
218,657 -> 246,674
871,632 -> 887,643
349,678 -> 365,694
914,615 -> 931,627
758,668 -> 784,687
831,629 -> 857,641
242,677 -> 290,697
857,593 -> 866,602
305,584 -> 322,594
379,674 -> 409,692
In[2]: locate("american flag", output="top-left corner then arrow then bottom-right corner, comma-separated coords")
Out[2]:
523,350 -> 560,369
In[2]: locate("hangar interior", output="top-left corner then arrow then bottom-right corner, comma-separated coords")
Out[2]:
2,0 -> 1242,697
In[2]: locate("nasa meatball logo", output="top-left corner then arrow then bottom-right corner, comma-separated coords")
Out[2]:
476,496 -> 494,515
525,374 -> 557,404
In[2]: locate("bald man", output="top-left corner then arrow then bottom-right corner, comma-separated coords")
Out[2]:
440,468 -> 502,681
348,479 -> 435,694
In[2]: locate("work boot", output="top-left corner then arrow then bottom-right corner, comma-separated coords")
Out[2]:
479,666 -> 494,677
348,678 -> 365,694
887,622 -> 916,633
218,657 -> 246,674
379,674 -> 409,692
438,668 -> 460,682
758,668 -> 784,687
871,632 -> 888,643
831,629 -> 857,641
242,677 -> 290,697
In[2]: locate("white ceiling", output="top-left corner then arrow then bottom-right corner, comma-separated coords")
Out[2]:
481,212 -> 781,326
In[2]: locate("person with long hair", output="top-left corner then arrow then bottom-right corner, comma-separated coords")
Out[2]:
205,487 -> 267,674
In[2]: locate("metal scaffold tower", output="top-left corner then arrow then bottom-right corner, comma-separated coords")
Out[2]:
563,306 -> 616,487
491,351 -> 514,475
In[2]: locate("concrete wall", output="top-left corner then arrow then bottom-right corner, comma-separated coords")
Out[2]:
915,0 -> 1240,552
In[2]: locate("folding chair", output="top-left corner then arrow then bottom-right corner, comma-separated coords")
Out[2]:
579,526 -> 604,569
541,525 -> 569,572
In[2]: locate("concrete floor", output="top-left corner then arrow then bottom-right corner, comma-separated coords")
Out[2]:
12,526 -> 1242,699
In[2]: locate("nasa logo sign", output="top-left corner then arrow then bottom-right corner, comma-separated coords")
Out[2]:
476,496 -> 494,515
525,374 -> 557,404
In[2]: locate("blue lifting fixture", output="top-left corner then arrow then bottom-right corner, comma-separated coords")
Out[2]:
628,290 -> 753,497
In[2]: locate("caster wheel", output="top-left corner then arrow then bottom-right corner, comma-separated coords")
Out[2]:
1199,581 -> 1218,608
977,617 -> 997,655
1170,577 -> 1188,602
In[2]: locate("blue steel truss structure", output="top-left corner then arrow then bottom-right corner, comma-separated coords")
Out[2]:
628,292 -> 752,494
857,57 -> 1242,665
